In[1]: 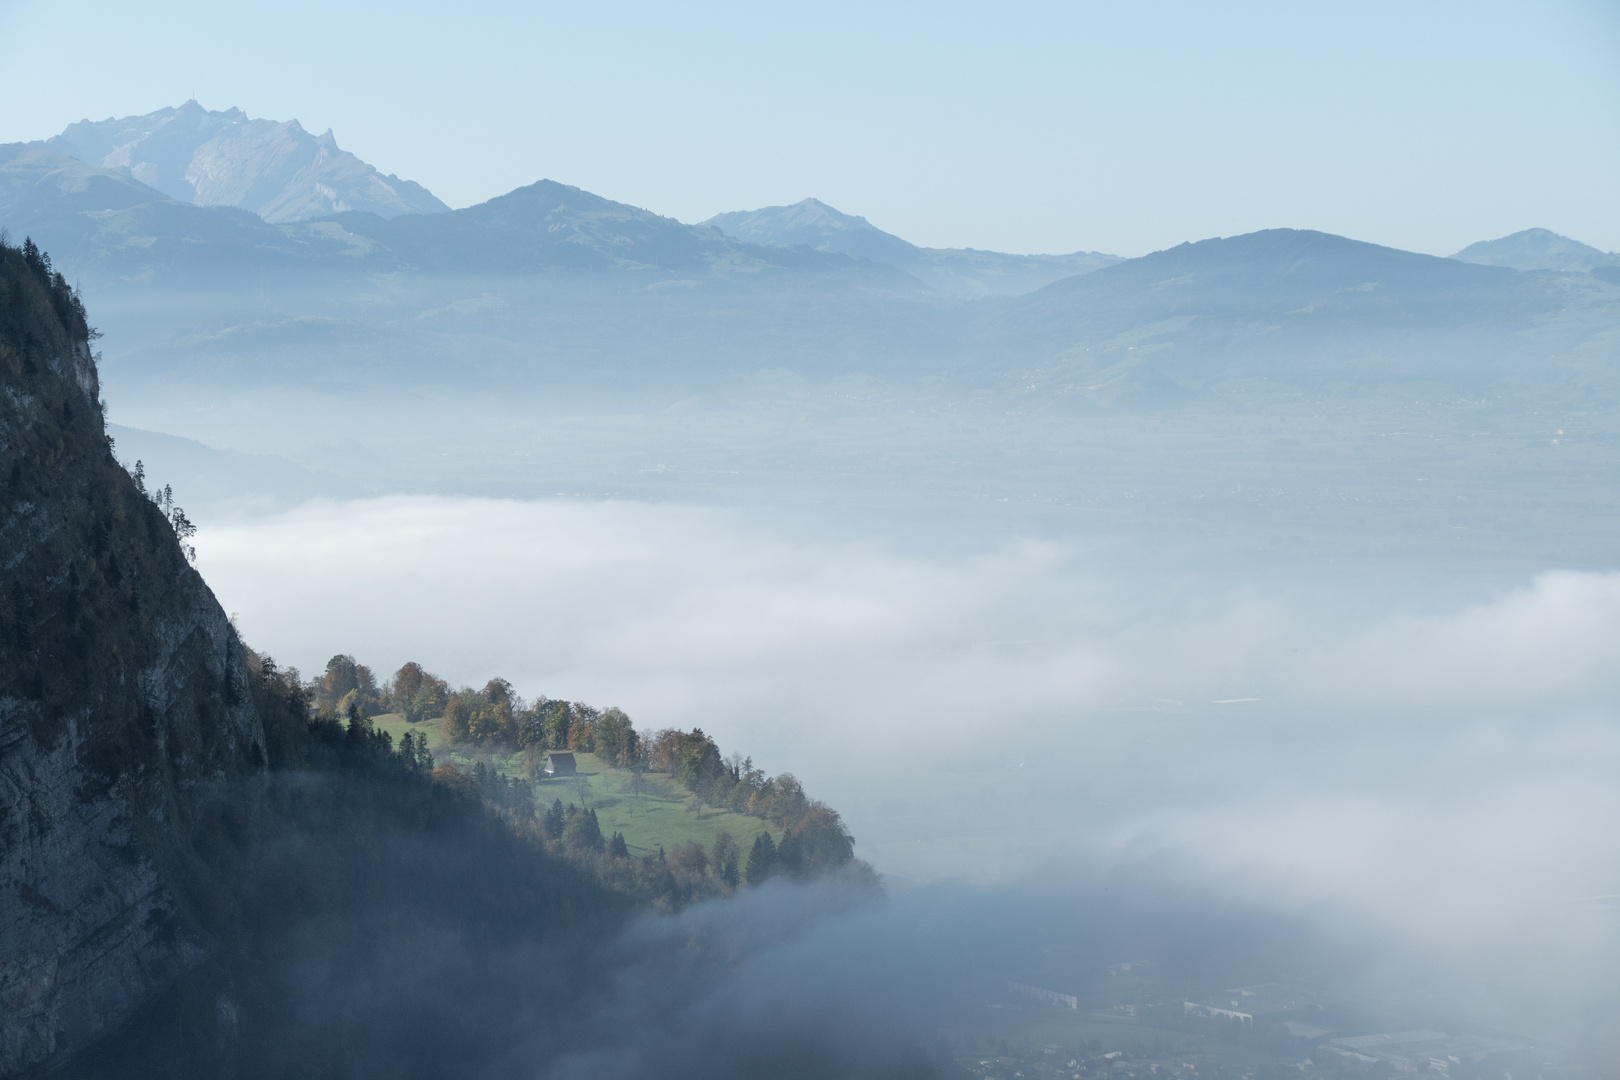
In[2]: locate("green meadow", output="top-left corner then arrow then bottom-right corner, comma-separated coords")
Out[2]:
369,713 -> 776,857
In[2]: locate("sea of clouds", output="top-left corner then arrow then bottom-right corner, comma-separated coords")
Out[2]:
193,494 -> 1620,1042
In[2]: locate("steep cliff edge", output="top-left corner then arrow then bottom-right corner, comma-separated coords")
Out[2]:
0,239 -> 263,1073
0,239 -> 911,1080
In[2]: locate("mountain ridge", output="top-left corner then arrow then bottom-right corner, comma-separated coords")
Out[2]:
324,180 -> 919,280
0,152 -> 926,289
990,227 -> 1608,396
1451,227 -> 1619,273
3,150 -> 1615,411
38,101 -> 449,223
704,197 -> 1122,296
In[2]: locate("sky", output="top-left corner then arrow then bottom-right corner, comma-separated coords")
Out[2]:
2,0 -> 1617,256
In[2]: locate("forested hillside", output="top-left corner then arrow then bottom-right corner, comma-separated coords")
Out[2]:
0,240 -> 908,1080
300,653 -> 868,893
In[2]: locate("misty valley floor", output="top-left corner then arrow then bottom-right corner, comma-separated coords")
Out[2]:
101,379 -> 1620,1064
58,239 -> 1620,1075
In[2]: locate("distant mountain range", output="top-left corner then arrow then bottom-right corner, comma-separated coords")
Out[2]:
2,113 -> 1617,416
35,101 -> 448,223
704,197 -> 1120,296
324,181 -> 908,278
0,143 -> 920,288
5,105 -> 1121,296
995,228 -> 1581,400
1451,227 -> 1620,274
10,103 -> 1617,301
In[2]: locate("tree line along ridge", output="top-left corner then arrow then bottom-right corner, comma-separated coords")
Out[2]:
291,652 -> 870,901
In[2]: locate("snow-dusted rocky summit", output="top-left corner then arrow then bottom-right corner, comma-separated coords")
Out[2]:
39,100 -> 448,223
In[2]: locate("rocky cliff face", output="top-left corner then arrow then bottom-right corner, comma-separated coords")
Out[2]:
0,241 -> 264,1075
42,100 -> 449,222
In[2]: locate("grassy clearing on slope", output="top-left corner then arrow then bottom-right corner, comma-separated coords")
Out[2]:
553,762 -> 776,858
367,714 -> 775,857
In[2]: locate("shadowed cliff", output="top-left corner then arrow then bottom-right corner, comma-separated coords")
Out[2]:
0,242 -> 949,1079
0,237 -> 265,1070
0,239 -> 633,1078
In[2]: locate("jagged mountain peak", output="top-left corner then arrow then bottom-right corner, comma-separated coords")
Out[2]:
39,102 -> 448,223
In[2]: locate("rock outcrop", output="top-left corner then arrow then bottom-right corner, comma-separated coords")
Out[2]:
41,100 -> 449,223
0,240 -> 263,1075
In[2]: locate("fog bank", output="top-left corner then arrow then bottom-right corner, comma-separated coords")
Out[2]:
193,495 -> 1620,991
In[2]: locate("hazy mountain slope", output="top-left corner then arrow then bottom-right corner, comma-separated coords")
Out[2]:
330,182 -> 922,281
704,197 -> 1120,296
1451,227 -> 1620,272
0,155 -> 918,291
908,245 -> 1120,298
705,198 -> 921,265
0,145 -> 379,284
0,241 -> 266,1072
43,101 -> 449,223
990,228 -> 1619,397
7,149 -> 1614,419
107,424 -> 354,508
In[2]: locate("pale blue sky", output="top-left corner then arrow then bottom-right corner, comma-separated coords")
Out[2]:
3,0 -> 1616,256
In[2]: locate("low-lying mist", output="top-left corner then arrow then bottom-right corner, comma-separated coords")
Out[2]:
190,493 -> 1620,1052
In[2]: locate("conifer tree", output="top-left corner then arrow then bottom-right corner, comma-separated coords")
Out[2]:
745,833 -> 778,886
543,798 -> 566,840
719,849 -> 739,889
713,831 -> 740,889
776,832 -> 804,879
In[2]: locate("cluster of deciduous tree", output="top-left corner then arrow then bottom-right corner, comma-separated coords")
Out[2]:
312,655 -> 639,759
389,660 -> 450,722
646,728 -> 806,821
641,728 -> 859,882
251,652 -> 436,780
304,655 -> 451,720
307,653 -> 385,715
249,650 -> 726,909
739,803 -> 859,883
300,654 -> 864,886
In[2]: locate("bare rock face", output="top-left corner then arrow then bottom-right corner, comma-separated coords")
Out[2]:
0,241 -> 264,1075
42,100 -> 448,223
